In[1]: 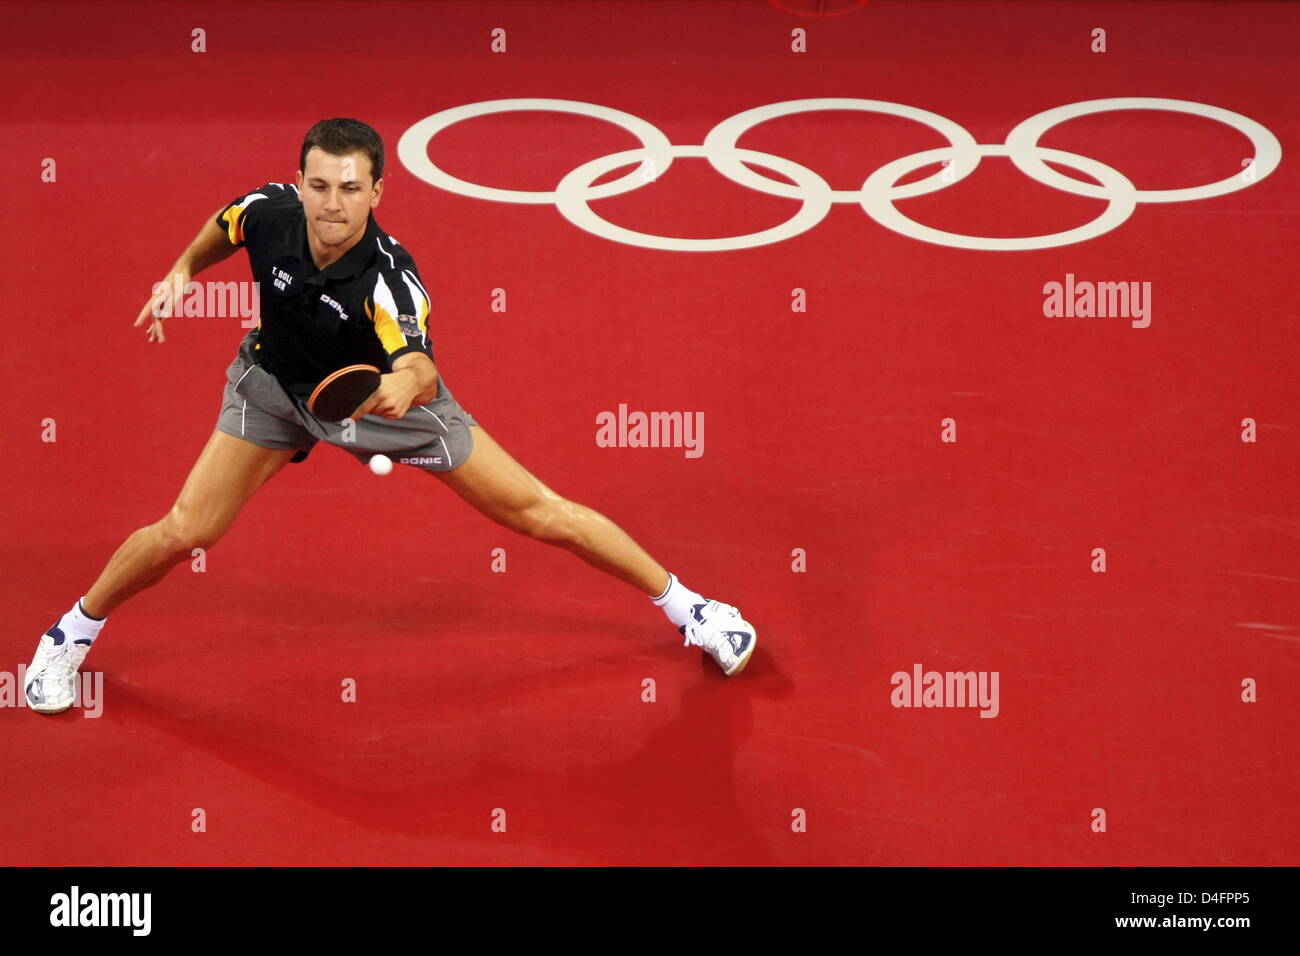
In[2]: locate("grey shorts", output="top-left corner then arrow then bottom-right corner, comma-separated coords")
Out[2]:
215,330 -> 477,472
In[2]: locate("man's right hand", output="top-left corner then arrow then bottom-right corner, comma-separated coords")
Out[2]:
133,267 -> 191,343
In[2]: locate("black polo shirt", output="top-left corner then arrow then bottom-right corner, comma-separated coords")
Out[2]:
215,182 -> 434,394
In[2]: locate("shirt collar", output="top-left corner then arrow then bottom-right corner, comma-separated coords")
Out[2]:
303,213 -> 380,284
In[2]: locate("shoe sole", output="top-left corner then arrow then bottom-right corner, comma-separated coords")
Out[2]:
29,701 -> 72,715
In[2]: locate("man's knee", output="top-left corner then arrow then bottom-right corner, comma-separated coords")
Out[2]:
519,496 -> 581,546
155,506 -> 230,554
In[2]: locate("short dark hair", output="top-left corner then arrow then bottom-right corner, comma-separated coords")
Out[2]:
299,118 -> 384,183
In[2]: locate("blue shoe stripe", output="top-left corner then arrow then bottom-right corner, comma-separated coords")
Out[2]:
726,632 -> 752,653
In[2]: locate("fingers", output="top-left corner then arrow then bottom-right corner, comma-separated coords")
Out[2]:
347,382 -> 416,421
352,394 -> 381,420
359,386 -> 401,420
377,391 -> 413,419
134,294 -> 166,327
136,279 -> 177,343
364,399 -> 410,420
136,272 -> 190,336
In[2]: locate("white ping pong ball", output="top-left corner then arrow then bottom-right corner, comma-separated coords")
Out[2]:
368,454 -> 393,476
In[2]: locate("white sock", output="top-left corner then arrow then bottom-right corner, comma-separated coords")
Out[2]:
650,573 -> 706,629
57,596 -> 107,644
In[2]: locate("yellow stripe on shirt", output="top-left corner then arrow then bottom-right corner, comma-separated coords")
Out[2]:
367,298 -> 408,354
220,204 -> 248,246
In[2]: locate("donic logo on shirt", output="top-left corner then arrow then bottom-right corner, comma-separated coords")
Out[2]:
320,294 -> 349,321
397,314 -> 421,337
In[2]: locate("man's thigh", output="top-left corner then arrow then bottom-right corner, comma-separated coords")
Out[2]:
170,429 -> 299,533
429,425 -> 562,526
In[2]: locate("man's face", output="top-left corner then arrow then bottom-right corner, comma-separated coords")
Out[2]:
296,148 -> 382,249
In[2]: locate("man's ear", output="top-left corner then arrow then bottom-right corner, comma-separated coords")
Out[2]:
372,178 -> 383,208
295,170 -> 304,190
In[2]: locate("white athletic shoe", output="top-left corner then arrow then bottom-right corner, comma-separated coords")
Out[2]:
680,600 -> 757,676
25,625 -> 93,715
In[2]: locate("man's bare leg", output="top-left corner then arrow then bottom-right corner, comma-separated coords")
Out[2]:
430,425 -> 671,598
82,430 -> 299,618
428,424 -> 757,676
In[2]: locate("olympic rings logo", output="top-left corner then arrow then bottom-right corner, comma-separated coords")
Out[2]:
397,97 -> 1281,252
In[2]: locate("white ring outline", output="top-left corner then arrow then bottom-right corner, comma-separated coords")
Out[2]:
702,97 -> 982,201
555,145 -> 834,251
1005,97 -> 1282,203
396,97 -> 1281,250
396,98 -> 675,204
861,144 -> 1138,251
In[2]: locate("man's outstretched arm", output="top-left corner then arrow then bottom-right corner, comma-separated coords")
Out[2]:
180,211 -> 242,275
132,210 -> 240,343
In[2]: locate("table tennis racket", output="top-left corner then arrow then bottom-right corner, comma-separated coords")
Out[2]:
308,364 -> 383,421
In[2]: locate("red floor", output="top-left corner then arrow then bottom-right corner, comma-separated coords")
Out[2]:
2,0 -> 1297,866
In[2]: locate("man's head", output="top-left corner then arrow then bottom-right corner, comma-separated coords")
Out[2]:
296,118 -> 385,252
